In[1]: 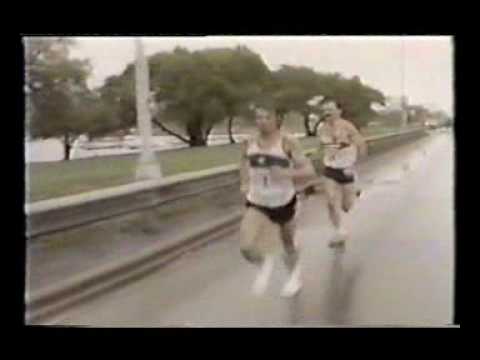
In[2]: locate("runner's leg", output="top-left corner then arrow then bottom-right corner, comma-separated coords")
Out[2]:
239,207 -> 264,265
280,218 -> 298,270
324,176 -> 342,230
324,176 -> 348,246
240,206 -> 276,295
342,182 -> 357,213
280,218 -> 303,297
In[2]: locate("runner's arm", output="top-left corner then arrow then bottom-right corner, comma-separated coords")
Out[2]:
348,123 -> 368,157
285,136 -> 316,181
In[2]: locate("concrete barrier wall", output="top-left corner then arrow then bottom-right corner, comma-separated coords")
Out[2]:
26,128 -> 426,239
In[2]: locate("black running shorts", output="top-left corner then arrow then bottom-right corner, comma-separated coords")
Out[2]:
245,196 -> 297,226
323,166 -> 355,184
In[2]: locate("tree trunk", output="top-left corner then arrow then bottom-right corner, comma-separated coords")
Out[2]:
303,113 -> 315,137
227,116 -> 235,144
187,120 -> 207,147
189,136 -> 207,147
63,133 -> 72,161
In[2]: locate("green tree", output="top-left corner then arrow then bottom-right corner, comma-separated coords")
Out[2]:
268,68 -> 385,136
26,37 -> 96,160
200,46 -> 270,143
269,65 -> 323,137
98,72 -> 137,133
103,46 -> 270,147
82,92 -> 123,139
148,48 -> 227,146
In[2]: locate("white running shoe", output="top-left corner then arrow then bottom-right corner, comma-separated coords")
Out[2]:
281,264 -> 303,297
252,255 -> 274,296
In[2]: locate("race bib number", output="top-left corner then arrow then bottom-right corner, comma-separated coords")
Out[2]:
254,169 -> 271,188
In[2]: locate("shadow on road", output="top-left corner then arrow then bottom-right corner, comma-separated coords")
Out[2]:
323,251 -> 362,325
286,249 -> 362,326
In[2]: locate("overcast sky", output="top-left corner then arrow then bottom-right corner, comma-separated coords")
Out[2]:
70,36 -> 454,115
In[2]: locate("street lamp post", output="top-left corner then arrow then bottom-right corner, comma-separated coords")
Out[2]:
400,96 -> 408,127
134,37 -> 162,180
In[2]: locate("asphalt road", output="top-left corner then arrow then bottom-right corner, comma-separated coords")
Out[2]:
47,130 -> 454,327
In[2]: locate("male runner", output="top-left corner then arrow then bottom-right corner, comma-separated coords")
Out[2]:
318,100 -> 367,249
239,106 -> 316,297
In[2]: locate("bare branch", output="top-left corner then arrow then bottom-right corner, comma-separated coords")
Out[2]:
151,116 -> 190,144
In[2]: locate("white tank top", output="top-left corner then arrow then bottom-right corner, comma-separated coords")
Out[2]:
246,136 -> 296,208
320,128 -> 358,169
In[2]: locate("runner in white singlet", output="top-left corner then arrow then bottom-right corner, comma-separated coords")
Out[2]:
239,106 -> 316,297
318,100 -> 368,249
